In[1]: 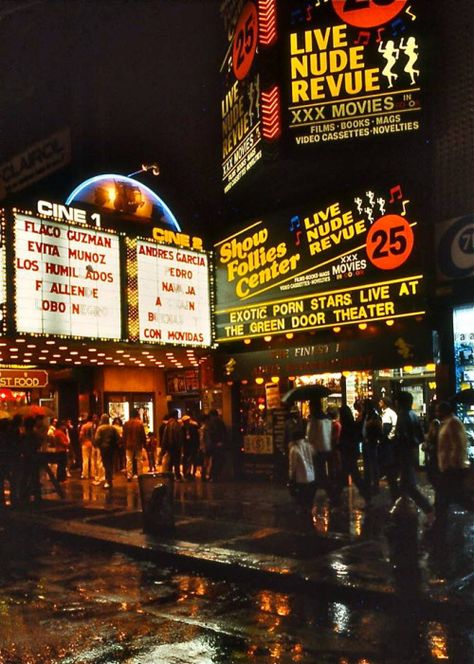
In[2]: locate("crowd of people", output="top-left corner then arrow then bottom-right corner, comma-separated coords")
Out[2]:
1,394 -> 470,538
77,407 -> 229,488
287,391 -> 470,535
0,407 -> 229,504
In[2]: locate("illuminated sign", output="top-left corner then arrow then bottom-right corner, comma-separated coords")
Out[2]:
215,323 -> 435,379
221,1 -> 266,193
0,211 -> 5,335
285,0 -> 422,145
134,239 -> 212,347
14,212 -> 122,339
0,369 -> 48,388
66,174 -> 181,231
214,183 -> 425,340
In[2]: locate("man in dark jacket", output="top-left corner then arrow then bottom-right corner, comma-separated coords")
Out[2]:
161,410 -> 182,480
123,410 -> 147,481
394,391 -> 433,518
94,414 -> 120,488
180,414 -> 200,479
207,409 -> 227,481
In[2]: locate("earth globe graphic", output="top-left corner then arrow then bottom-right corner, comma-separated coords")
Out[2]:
66,174 -> 181,231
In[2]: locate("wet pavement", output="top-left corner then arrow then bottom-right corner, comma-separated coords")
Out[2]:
1,470 -> 473,619
0,524 -> 473,664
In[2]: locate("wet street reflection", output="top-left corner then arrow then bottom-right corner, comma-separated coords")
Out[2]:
0,525 -> 471,664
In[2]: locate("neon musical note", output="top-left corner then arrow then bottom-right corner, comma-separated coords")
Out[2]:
376,27 -> 385,43
305,3 -> 313,21
406,5 -> 416,21
354,30 -> 370,46
391,18 -> 406,37
389,184 -> 403,203
291,7 -> 304,24
295,230 -> 303,246
401,199 -> 410,216
289,215 -> 301,231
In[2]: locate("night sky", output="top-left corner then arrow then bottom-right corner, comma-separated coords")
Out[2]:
0,0 -> 224,236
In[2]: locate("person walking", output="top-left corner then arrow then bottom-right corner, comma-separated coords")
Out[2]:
207,409 -> 228,481
433,401 -> 469,528
288,426 -> 315,515
394,391 -> 433,520
19,416 -> 42,505
145,431 -> 158,472
306,398 -> 335,504
361,399 -> 383,498
94,414 -> 120,489
379,396 -> 399,502
180,414 -> 200,479
335,405 -> 369,504
53,420 -> 70,482
79,415 -> 95,480
160,410 -> 182,480
123,409 -> 147,481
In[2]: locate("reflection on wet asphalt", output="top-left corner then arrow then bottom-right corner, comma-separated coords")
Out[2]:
0,526 -> 472,664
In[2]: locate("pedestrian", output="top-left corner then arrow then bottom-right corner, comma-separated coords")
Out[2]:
157,414 -> 169,468
394,391 -> 433,521
423,401 -> 441,495
89,414 -> 105,486
122,409 -> 147,481
180,414 -> 200,479
112,417 -> 124,472
6,414 -> 23,507
198,414 -> 211,480
53,420 -> 70,482
79,415 -> 95,480
46,417 -> 58,450
288,426 -> 315,515
0,419 -> 9,507
94,414 -> 120,489
306,398 -> 336,504
362,398 -> 383,497
379,396 -> 399,502
433,401 -> 469,529
207,409 -> 227,481
160,410 -> 182,480
335,405 -> 369,504
145,431 -> 158,472
19,416 -> 42,505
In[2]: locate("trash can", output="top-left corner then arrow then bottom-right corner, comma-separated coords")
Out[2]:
138,472 -> 175,534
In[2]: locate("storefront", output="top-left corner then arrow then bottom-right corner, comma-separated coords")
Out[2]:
215,317 -> 437,478
0,175 -> 215,428
214,179 -> 435,478
436,213 -> 474,461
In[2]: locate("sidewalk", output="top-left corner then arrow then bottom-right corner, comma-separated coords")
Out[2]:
2,470 -> 473,619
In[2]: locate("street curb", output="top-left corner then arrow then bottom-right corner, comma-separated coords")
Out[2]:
2,508 -> 472,622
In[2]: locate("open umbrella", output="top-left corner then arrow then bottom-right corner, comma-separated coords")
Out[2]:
450,388 -> 474,406
282,384 -> 332,405
17,404 -> 55,418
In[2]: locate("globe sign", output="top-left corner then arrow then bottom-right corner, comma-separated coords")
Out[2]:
66,174 -> 181,230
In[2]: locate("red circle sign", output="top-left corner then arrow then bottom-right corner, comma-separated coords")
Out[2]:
366,214 -> 414,270
232,2 -> 258,81
332,0 -> 408,29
